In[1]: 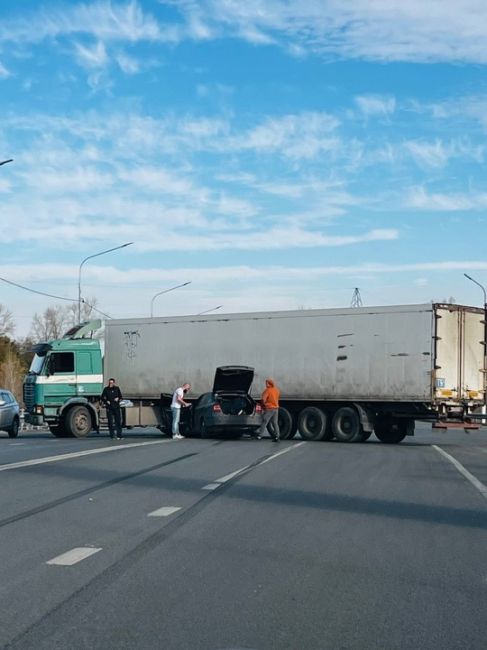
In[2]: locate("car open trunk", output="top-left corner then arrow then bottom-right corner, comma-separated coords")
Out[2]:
216,394 -> 255,415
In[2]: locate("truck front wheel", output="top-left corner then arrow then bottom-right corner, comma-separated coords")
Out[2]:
332,406 -> 363,442
65,406 -> 93,438
298,406 -> 328,441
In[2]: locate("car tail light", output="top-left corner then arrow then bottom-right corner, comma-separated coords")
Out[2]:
212,403 -> 222,413
255,403 -> 262,413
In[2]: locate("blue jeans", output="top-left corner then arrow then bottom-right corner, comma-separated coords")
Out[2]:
171,407 -> 181,435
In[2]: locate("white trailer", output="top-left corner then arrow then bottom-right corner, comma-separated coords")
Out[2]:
104,303 -> 485,443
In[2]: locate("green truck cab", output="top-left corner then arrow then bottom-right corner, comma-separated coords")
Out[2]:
23,321 -> 104,437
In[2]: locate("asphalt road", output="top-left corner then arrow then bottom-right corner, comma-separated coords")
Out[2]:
0,424 -> 486,650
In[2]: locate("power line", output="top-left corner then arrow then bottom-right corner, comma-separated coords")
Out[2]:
0,276 -> 111,319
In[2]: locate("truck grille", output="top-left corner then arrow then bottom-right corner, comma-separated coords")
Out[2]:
23,383 -> 35,410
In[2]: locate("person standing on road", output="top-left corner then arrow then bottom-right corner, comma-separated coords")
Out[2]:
101,378 -> 123,440
171,382 -> 191,439
257,378 -> 280,442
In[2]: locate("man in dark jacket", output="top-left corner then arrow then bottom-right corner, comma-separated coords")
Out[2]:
101,378 -> 123,440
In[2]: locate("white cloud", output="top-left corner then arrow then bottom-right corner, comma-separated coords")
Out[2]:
116,52 -> 140,73
164,0 -> 487,64
355,95 -> 396,118
75,41 -> 109,68
404,138 -> 484,169
407,186 -> 487,211
0,60 -> 11,78
0,1 -> 164,44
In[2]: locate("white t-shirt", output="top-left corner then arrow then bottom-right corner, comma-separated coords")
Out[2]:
171,387 -> 184,409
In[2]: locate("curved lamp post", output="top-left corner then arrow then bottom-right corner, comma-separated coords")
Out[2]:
78,242 -> 133,322
150,281 -> 192,317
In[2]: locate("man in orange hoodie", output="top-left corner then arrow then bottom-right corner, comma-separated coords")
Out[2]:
257,378 -> 280,442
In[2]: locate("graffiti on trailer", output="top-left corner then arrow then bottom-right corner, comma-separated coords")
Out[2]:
123,330 -> 141,359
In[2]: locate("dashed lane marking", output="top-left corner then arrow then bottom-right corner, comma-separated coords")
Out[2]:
147,506 -> 182,517
0,440 -> 171,473
202,483 -> 221,491
433,445 -> 487,501
46,547 -> 102,566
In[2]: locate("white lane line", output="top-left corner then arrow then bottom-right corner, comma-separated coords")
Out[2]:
210,442 -> 306,488
433,445 -> 487,501
202,483 -> 221,491
260,441 -> 306,465
215,466 -> 251,483
147,506 -> 182,517
9,443 -> 25,446
0,440 -> 170,473
46,547 -> 102,566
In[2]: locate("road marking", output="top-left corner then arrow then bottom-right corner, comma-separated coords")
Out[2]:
215,466 -> 251,483
46,547 -> 102,566
9,443 -> 25,446
212,442 -> 306,487
202,483 -> 221,491
147,506 -> 182,517
0,440 -> 170,473
260,441 -> 306,465
433,445 -> 487,501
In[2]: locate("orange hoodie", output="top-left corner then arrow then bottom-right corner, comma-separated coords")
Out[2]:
261,378 -> 280,410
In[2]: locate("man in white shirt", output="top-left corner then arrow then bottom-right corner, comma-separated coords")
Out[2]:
171,383 -> 191,439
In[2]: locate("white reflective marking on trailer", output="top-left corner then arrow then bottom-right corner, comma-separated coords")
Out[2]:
148,506 -> 182,517
0,440 -> 170,472
260,441 -> 306,465
433,445 -> 487,500
202,483 -> 221,491
46,547 -> 102,566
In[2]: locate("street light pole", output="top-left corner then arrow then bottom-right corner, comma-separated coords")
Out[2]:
197,305 -> 223,316
78,242 -> 133,323
150,281 -> 191,317
464,273 -> 487,411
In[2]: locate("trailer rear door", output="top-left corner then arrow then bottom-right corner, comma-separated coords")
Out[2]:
434,305 -> 485,402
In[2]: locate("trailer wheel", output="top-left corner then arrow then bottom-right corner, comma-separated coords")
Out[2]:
65,405 -> 93,438
332,406 -> 363,442
278,407 -> 295,440
7,417 -> 19,438
375,419 -> 411,444
298,406 -> 328,441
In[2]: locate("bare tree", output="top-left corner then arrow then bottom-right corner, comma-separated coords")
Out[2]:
30,305 -> 71,342
0,304 -> 15,337
65,296 -> 99,328
0,347 -> 25,401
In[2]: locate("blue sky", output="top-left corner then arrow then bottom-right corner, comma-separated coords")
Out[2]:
1,0 -> 487,335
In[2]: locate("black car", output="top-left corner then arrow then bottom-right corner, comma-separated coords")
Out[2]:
192,366 -> 262,438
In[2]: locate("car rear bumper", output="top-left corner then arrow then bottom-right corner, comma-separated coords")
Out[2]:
207,414 -> 261,431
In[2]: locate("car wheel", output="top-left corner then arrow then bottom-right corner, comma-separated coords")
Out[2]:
8,417 -> 19,438
200,418 -> 208,439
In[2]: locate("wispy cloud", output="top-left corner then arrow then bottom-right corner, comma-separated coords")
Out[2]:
407,186 -> 487,210
164,0 -> 487,64
355,95 -> 396,118
74,40 -> 109,68
0,60 -> 10,78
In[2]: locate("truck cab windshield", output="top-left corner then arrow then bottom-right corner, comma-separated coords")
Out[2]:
29,354 -> 46,375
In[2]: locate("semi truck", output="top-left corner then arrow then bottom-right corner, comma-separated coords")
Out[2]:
23,302 -> 486,443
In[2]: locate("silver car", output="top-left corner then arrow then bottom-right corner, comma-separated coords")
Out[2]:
0,390 -> 20,438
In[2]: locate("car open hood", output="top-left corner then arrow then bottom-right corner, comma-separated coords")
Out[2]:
212,366 -> 255,394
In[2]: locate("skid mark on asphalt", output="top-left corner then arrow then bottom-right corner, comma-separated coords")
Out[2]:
0,440 -> 171,473
0,453 -> 197,530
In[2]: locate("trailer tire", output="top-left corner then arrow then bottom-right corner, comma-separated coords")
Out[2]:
374,419 -> 410,444
332,406 -> 363,442
298,406 -> 328,441
278,407 -> 295,440
64,405 -> 93,438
